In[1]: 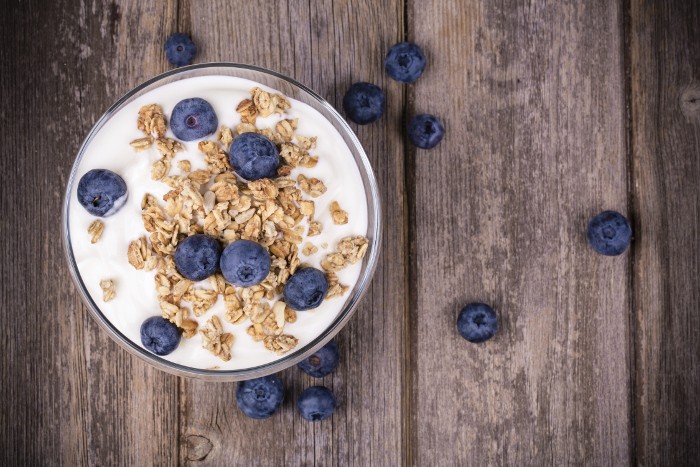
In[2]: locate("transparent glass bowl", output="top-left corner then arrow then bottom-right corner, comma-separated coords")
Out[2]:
62,63 -> 381,381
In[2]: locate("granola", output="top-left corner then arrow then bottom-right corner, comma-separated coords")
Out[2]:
100,279 -> 116,302
119,89 -> 369,365
88,220 -> 104,244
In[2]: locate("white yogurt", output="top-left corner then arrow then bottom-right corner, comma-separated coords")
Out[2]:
68,75 -> 368,370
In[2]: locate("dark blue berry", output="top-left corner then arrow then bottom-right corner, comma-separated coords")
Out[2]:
385,42 -> 426,83
228,132 -> 280,181
140,316 -> 181,356
77,169 -> 128,217
220,239 -> 271,287
170,98 -> 218,141
342,82 -> 385,125
174,234 -> 222,281
587,210 -> 632,256
236,375 -> 285,419
457,303 -> 498,343
164,33 -> 197,67
297,341 -> 340,378
297,386 -> 336,422
283,267 -> 328,311
408,114 -> 444,149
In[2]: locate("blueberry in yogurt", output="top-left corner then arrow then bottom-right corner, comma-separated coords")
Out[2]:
170,97 -> 218,141
174,234 -> 222,281
220,239 -> 271,287
283,267 -> 329,311
140,316 -> 181,356
77,169 -> 128,217
228,132 -> 280,181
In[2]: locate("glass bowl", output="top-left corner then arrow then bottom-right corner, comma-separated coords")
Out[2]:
62,63 -> 381,381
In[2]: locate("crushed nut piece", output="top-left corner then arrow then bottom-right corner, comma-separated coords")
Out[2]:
236,98 -> 257,124
127,237 -> 151,269
308,221 -> 322,237
155,138 -> 183,158
130,136 -> 154,151
302,242 -> 318,256
218,125 -> 234,149
263,334 -> 298,355
276,119 -> 297,142
88,220 -> 104,244
200,316 -> 234,361
326,272 -> 349,299
99,279 -> 116,302
177,160 -> 192,172
321,236 -> 369,272
137,104 -> 167,138
151,157 -> 171,180
330,201 -> 348,225
297,174 -> 327,197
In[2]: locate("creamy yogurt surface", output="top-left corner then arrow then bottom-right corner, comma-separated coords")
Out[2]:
68,75 -> 368,370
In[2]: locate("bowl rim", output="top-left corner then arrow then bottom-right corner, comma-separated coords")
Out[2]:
62,62 -> 382,381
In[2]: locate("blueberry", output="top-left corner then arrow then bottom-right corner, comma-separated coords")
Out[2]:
297,386 -> 336,422
77,169 -> 128,217
228,132 -> 280,181
170,98 -> 218,141
385,42 -> 426,83
342,82 -> 385,125
587,210 -> 632,256
408,114 -> 444,149
164,33 -> 197,67
236,375 -> 285,419
174,234 -> 222,281
140,316 -> 181,356
220,239 -> 271,287
297,341 -> 340,378
283,267 -> 329,311
457,303 -> 498,343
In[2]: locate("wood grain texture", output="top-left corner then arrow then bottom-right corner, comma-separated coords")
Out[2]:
176,1 -> 407,465
629,0 -> 700,464
407,1 -> 632,465
1,1 -> 180,465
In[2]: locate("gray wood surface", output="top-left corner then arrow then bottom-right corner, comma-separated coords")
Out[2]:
1,0 -> 698,465
629,0 -> 700,465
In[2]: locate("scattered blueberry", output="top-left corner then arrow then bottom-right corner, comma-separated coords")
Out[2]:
587,210 -> 632,256
297,341 -> 340,378
173,234 -> 222,281
170,98 -> 218,141
164,33 -> 197,67
140,316 -> 181,356
342,82 -> 386,125
228,132 -> 280,181
408,114 -> 445,149
236,375 -> 285,419
385,42 -> 426,83
220,239 -> 271,287
457,303 -> 498,343
77,169 -> 128,217
297,386 -> 336,422
283,267 -> 329,311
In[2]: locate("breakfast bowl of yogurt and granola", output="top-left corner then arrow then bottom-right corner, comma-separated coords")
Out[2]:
62,63 -> 381,381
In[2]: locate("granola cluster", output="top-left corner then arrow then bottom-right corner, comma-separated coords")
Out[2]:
123,88 -> 369,363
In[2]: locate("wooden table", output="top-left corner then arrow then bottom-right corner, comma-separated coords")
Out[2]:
2,0 -> 699,465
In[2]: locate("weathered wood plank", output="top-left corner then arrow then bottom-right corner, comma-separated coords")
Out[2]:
407,1 -> 631,465
629,0 -> 700,464
177,1 -> 406,465
1,0 -> 180,465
